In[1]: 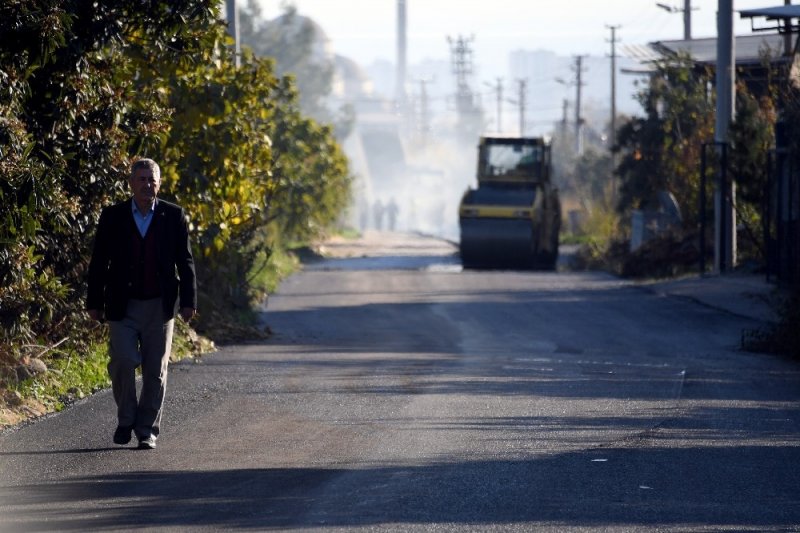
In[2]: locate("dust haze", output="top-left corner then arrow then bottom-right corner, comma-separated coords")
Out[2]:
346,126 -> 478,243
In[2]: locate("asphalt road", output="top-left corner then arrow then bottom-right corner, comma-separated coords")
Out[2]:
1,232 -> 799,532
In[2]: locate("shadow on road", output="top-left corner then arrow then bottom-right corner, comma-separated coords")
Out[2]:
0,447 -> 123,456
3,444 -> 799,531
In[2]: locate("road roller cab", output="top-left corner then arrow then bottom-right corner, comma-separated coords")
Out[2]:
459,136 -> 561,269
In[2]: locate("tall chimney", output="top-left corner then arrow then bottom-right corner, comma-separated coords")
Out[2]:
396,0 -> 407,109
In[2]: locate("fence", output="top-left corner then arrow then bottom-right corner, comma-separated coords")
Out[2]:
699,142 -> 799,287
766,147 -> 800,286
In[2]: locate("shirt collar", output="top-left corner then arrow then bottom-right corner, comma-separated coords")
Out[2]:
131,198 -> 158,216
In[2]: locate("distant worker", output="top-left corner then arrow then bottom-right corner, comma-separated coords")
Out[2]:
373,199 -> 384,230
359,197 -> 369,231
386,198 -> 399,231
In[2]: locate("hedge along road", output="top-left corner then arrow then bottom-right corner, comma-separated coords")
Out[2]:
1,231 -> 799,532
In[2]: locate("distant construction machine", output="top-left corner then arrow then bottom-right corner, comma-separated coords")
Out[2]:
458,136 -> 561,270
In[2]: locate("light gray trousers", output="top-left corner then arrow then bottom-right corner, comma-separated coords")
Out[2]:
108,297 -> 174,441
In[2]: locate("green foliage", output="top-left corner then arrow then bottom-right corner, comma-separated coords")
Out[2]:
240,2 -> 333,120
239,2 -> 355,139
777,84 -> 800,174
613,55 -> 781,272
0,0 -> 225,418
730,87 -> 775,206
160,45 -> 279,313
590,54 -> 787,279
1,0 -> 352,415
247,245 -> 302,306
0,0 -> 176,355
266,78 -> 352,242
753,84 -> 800,359
615,55 -> 715,223
158,44 -> 350,331
571,204 -> 623,270
727,83 -> 777,263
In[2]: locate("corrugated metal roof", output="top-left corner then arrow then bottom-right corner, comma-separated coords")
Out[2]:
651,34 -> 789,65
622,43 -> 661,63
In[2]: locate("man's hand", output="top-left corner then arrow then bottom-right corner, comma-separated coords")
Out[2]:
179,307 -> 196,322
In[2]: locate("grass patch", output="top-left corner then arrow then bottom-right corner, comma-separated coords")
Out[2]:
560,233 -> 593,246
7,342 -> 110,416
1,323 -> 215,430
245,245 -> 301,310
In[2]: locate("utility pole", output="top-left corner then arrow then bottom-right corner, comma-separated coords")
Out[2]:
714,0 -> 736,272
607,25 -> 621,200
684,0 -> 692,40
396,0 -> 408,112
785,0 -> 793,56
555,59 -> 585,153
490,78 -> 504,132
415,78 -> 433,142
506,79 -> 528,136
447,34 -> 479,135
517,79 -> 527,136
656,1 -> 695,40
448,35 -> 475,115
574,55 -> 586,155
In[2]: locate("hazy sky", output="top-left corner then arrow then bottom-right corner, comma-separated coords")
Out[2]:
256,0 -> 787,69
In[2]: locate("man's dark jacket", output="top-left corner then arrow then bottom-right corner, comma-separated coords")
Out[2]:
87,198 -> 197,321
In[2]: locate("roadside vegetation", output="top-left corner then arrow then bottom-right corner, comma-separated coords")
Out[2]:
0,1 -> 351,427
553,53 -> 800,358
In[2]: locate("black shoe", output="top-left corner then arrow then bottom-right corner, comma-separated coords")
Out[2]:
137,436 -> 156,450
113,425 -> 133,445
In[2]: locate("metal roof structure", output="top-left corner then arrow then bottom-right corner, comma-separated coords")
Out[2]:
740,5 -> 800,34
650,33 -> 790,65
619,4 -> 799,76
740,5 -> 800,20
621,33 -> 791,74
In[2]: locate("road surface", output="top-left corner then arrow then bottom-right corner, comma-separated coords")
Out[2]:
1,232 -> 799,532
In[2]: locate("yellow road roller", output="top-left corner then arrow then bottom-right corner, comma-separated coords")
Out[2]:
459,136 -> 561,269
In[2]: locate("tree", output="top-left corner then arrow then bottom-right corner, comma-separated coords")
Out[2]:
161,46 -> 350,322
615,55 -> 715,225
240,2 -> 334,122
0,0 -> 351,357
239,2 -> 355,138
727,82 -> 777,261
0,0 -> 221,355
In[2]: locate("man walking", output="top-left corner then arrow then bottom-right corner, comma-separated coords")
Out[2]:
86,158 -> 196,450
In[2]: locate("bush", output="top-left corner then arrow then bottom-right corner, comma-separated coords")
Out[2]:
742,287 -> 800,358
0,1 -> 351,424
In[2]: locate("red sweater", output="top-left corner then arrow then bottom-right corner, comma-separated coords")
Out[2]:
130,224 -> 160,299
